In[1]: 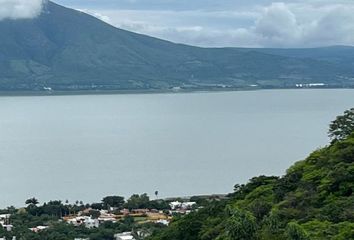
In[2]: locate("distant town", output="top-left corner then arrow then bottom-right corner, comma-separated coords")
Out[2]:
0,194 -> 228,240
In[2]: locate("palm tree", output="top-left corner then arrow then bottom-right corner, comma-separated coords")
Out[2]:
25,197 -> 39,206
155,191 -> 159,200
25,197 -> 39,216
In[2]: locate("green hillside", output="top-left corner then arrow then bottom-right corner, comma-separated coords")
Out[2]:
0,1 -> 354,91
149,109 -> 354,240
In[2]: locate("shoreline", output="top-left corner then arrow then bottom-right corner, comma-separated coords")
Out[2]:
0,86 -> 353,97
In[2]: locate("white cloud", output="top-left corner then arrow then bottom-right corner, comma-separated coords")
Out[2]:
78,9 -> 112,23
72,1 -> 354,47
0,0 -> 44,20
254,3 -> 301,46
304,5 -> 354,46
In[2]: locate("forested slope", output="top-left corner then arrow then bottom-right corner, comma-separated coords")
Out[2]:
150,109 -> 354,240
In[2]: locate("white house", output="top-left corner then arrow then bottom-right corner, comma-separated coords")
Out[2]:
0,214 -> 11,229
29,226 -> 49,233
156,219 -> 169,226
181,202 -> 196,210
1,224 -> 13,232
169,201 -> 196,210
114,232 -> 135,240
67,216 -> 99,228
0,214 -> 11,221
169,201 -> 181,210
84,217 -> 99,229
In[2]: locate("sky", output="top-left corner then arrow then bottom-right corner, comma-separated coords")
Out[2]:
2,0 -> 354,48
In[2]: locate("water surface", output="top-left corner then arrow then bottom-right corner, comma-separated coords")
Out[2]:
0,89 -> 353,207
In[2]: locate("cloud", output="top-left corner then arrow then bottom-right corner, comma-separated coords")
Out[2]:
254,3 -> 301,46
304,5 -> 354,46
251,2 -> 354,47
0,0 -> 44,20
65,0 -> 354,47
78,9 -> 112,23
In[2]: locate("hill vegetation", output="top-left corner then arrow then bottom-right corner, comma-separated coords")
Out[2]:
149,109 -> 354,240
1,1 -> 354,91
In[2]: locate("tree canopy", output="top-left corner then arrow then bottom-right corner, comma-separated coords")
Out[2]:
329,108 -> 354,141
102,196 -> 125,210
150,108 -> 354,240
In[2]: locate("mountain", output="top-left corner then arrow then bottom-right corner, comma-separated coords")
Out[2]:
0,1 -> 354,91
150,110 -> 354,240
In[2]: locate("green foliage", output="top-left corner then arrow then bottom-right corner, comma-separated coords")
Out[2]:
102,196 -> 125,210
225,208 -> 257,240
285,222 -> 309,240
125,194 -> 150,210
329,108 -> 354,141
150,110 -> 354,240
25,198 -> 39,206
302,220 -> 354,240
148,200 -> 171,211
88,210 -> 101,219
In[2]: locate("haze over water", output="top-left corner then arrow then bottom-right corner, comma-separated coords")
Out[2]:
0,89 -> 353,207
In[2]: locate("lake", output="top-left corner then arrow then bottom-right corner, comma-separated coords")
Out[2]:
0,89 -> 353,207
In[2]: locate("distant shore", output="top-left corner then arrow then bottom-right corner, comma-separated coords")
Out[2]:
0,86 -> 353,97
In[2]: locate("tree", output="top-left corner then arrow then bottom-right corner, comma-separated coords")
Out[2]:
41,200 -> 67,218
249,199 -> 272,221
286,222 -> 309,240
25,198 -> 39,215
226,207 -> 257,240
125,194 -> 150,210
91,202 -> 104,210
88,210 -> 101,219
102,196 -> 125,210
148,200 -> 170,211
329,108 -> 354,141
25,197 -> 39,206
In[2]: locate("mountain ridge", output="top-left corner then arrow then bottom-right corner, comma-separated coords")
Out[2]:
0,1 -> 354,91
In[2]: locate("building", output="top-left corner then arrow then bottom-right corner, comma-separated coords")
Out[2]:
1,224 -> 13,232
66,216 -> 99,228
181,202 -> 196,210
156,219 -> 169,226
114,232 -> 135,240
98,210 -> 118,223
0,214 -> 11,229
169,201 -> 181,210
0,214 -> 11,222
29,226 -> 49,233
169,201 -> 196,210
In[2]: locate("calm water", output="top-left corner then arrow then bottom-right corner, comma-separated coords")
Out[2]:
0,89 -> 353,207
